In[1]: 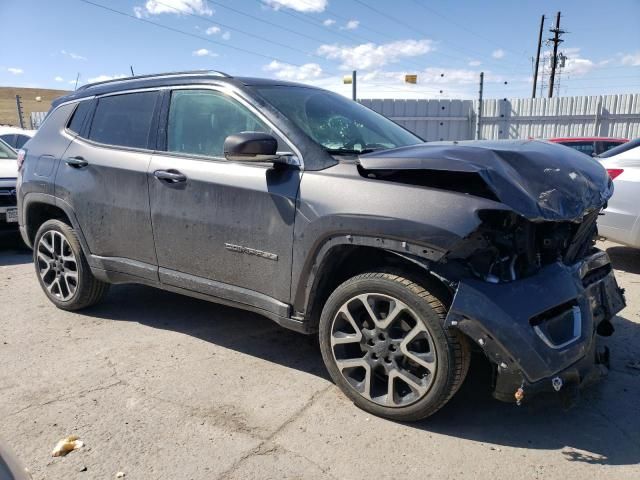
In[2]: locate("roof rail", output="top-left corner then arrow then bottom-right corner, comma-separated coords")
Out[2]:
76,70 -> 232,91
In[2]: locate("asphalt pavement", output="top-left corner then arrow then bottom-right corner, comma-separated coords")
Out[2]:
1,233 -> 639,479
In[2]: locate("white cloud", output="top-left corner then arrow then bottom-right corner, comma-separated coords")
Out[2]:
137,0 -> 213,16
323,18 -> 335,27
54,76 -> 64,82
204,25 -> 229,39
317,39 -> 434,71
87,74 -> 127,83
492,49 -> 505,59
264,61 -> 323,81
262,0 -> 327,12
7,68 -> 23,75
342,20 -> 359,30
61,49 -> 87,61
193,48 -> 218,57
621,52 -> 640,66
468,60 -> 481,67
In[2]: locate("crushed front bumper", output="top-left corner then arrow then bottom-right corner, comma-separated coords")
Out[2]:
445,249 -> 625,403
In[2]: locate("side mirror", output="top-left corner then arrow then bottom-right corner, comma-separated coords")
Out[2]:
223,132 -> 281,163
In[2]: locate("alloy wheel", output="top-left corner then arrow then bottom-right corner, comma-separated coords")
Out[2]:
36,230 -> 79,301
330,293 -> 438,407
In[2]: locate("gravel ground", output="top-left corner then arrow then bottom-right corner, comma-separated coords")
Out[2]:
1,234 -> 639,480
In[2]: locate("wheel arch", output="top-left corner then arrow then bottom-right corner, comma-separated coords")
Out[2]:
297,237 -> 453,332
22,194 -> 90,256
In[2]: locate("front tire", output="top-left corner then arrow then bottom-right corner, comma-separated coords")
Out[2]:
319,272 -> 470,421
33,219 -> 109,310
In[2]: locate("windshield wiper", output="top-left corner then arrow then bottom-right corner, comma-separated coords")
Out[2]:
325,147 -> 384,155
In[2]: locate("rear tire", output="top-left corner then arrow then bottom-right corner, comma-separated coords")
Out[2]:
319,272 -> 470,421
33,219 -> 109,310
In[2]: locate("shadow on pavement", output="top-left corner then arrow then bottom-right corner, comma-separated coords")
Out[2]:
606,245 -> 640,274
0,232 -> 31,266
87,283 -> 329,380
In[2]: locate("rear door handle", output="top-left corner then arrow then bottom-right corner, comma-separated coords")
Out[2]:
154,169 -> 187,183
65,156 -> 88,168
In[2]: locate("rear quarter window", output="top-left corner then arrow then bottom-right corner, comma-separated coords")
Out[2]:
67,100 -> 93,135
88,91 -> 158,149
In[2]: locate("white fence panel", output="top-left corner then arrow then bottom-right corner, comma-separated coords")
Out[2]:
361,94 -> 640,141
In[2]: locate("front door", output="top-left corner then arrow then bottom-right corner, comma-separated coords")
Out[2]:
148,88 -> 301,306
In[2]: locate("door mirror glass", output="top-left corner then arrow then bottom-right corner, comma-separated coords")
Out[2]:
223,132 -> 281,162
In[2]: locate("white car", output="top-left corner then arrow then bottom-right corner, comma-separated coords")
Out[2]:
0,126 -> 36,151
0,138 -> 19,229
597,139 -> 640,248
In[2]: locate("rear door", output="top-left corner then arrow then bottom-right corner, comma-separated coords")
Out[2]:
55,90 -> 160,280
148,87 -> 301,308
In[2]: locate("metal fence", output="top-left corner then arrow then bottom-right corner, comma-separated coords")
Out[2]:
30,111 -> 47,129
360,94 -> 640,141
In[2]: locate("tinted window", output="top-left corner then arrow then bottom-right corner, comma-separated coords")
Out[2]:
601,141 -> 625,153
167,89 -> 277,158
14,134 -> 31,149
597,138 -> 640,158
562,141 -> 595,156
0,134 -> 16,148
89,92 -> 157,148
67,100 -> 93,135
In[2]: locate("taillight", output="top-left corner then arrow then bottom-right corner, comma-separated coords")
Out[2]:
607,168 -> 624,180
17,149 -> 26,172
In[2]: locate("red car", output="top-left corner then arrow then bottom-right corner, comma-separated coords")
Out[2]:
548,137 -> 628,156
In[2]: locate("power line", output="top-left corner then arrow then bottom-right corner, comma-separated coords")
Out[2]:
350,0 -> 530,72
407,0 -> 530,61
78,0 -> 306,66
152,0 -> 327,61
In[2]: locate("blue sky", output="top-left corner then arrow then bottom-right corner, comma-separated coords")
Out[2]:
1,0 -> 639,99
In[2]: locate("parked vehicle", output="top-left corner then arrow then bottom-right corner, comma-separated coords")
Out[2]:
17,71 -> 625,421
0,138 -> 18,231
0,126 -> 36,151
548,137 -> 628,157
597,141 -> 640,248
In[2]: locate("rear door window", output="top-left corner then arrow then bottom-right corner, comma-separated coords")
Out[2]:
88,92 -> 158,149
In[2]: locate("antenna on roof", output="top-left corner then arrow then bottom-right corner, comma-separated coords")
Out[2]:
130,65 -> 135,76
74,73 -> 80,91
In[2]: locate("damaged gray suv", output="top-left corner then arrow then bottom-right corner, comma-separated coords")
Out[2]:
17,71 -> 625,421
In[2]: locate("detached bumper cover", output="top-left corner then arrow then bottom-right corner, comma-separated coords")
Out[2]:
445,250 -> 625,394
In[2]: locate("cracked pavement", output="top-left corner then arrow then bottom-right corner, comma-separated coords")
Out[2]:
1,236 -> 639,479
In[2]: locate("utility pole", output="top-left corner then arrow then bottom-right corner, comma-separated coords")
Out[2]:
548,11 -> 564,98
476,72 -> 484,140
15,95 -> 25,129
352,70 -> 357,101
532,14 -> 544,98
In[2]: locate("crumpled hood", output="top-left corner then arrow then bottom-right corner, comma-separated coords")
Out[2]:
359,139 -> 613,222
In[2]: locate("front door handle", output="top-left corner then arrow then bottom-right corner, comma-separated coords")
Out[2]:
65,156 -> 88,168
154,169 -> 187,183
